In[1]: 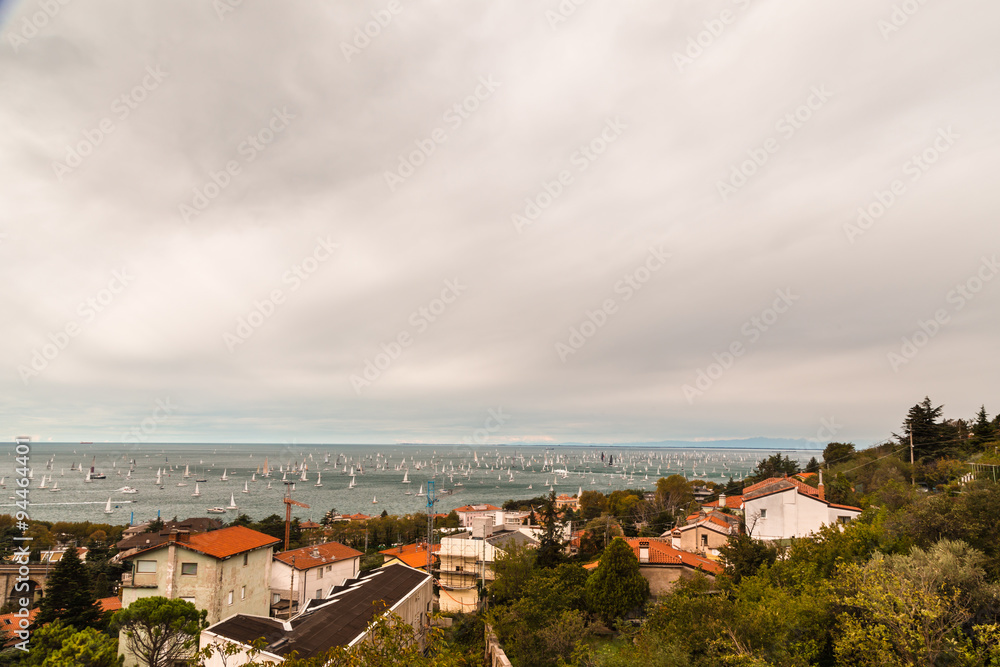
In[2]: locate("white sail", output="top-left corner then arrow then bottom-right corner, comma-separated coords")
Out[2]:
220,468 -> 228,481
192,483 -> 201,497
402,471 -> 410,484
227,492 -> 238,509
104,498 -> 112,514
314,473 -> 322,488
242,481 -> 249,493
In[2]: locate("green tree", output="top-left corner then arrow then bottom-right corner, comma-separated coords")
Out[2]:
805,456 -> 820,473
490,542 -> 537,605
536,491 -> 562,568
749,453 -> 799,482
897,396 -> 948,460
718,534 -> 777,585
34,545 -> 102,630
22,621 -> 121,667
144,518 -> 164,533
972,405 -> 996,448
111,597 -> 207,667
823,442 -> 856,467
585,537 -> 648,624
834,540 -> 1000,666
578,490 -> 607,521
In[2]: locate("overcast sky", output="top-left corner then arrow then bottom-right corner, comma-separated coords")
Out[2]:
2,0 -> 998,446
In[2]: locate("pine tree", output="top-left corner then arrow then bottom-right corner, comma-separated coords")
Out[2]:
536,491 -> 563,568
898,397 -> 947,460
34,545 -> 103,631
805,457 -> 820,473
972,405 -> 996,448
585,537 -> 649,624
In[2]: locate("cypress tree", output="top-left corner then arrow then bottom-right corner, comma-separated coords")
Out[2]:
585,537 -> 649,624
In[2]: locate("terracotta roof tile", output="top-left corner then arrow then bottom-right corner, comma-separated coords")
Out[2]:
454,504 -> 501,513
276,541 -> 363,570
625,539 -> 723,575
99,596 -> 122,612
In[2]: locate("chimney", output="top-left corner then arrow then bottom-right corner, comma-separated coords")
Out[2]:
638,540 -> 649,563
717,492 -> 726,509
818,469 -> 825,501
168,530 -> 178,543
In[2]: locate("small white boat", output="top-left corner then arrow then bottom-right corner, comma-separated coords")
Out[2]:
372,495 -> 378,504
177,482 -> 188,487
348,476 -> 356,489
226,492 -> 238,510
242,481 -> 249,494
416,484 -> 425,497
207,507 -> 226,514
120,486 -> 138,494
402,471 -> 410,484
220,469 -> 228,481
192,483 -> 201,497
314,473 -> 322,488
266,480 -> 272,489
104,498 -> 112,514
49,480 -> 61,492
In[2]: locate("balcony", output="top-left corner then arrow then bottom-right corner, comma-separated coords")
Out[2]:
121,572 -> 158,588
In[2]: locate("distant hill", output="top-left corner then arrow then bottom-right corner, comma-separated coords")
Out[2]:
554,437 -> 821,450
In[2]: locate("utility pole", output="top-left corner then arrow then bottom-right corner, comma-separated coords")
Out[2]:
288,555 -> 296,620
426,480 -> 436,572
910,430 -> 915,486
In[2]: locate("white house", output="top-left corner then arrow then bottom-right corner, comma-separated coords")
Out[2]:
269,541 -> 362,618
742,474 -> 862,542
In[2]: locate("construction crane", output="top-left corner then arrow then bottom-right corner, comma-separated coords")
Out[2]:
283,487 -> 309,551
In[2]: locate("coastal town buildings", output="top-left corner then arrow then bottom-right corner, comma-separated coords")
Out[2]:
269,541 -> 363,618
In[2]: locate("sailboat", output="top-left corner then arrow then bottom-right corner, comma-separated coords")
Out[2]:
242,481 -> 249,494
192,483 -> 201,497
49,480 -> 60,492
251,473 -> 257,482
314,473 -> 322,488
104,498 -> 112,514
372,495 -> 378,504
226,492 -> 238,510
401,471 -> 410,484
266,480 -> 272,489
84,470 -> 92,483
348,476 -> 356,489
184,464 -> 190,478
416,484 -> 425,497
220,469 -> 228,481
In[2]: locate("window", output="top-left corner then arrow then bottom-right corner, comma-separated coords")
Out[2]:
181,562 -> 197,576
243,553 -> 248,566
838,515 -> 851,524
759,509 -> 767,519
136,560 -> 157,573
317,568 -> 324,579
701,535 -> 708,547
272,593 -> 281,604
227,591 -> 234,605
179,596 -> 195,604
315,589 -> 322,599
241,586 -> 246,600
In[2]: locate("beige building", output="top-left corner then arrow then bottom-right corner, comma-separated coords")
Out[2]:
200,563 -> 433,666
672,510 -> 740,559
584,538 -> 721,597
270,541 -> 362,617
119,526 -> 280,667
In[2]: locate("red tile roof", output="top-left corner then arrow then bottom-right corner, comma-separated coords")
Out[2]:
99,596 -> 122,613
703,495 -> 744,509
126,526 -> 280,560
275,541 -> 363,570
454,504 -> 501,513
379,543 -> 441,568
626,538 -> 723,575
829,503 -> 863,511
